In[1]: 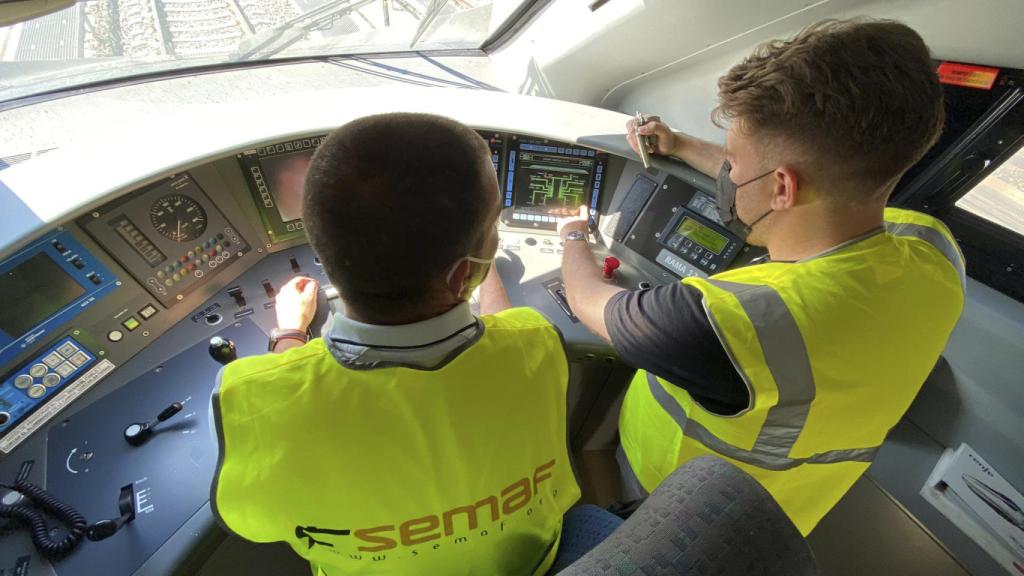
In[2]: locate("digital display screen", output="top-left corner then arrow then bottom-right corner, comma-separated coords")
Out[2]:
511,150 -> 595,219
259,150 -> 314,223
676,217 -> 729,255
111,215 -> 166,267
0,253 -> 85,337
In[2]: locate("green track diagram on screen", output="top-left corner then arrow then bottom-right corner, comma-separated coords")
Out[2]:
525,163 -> 588,207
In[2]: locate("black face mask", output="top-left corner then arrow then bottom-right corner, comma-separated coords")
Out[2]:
715,159 -> 774,239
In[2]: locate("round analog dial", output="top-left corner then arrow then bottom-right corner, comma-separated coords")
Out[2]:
150,194 -> 207,243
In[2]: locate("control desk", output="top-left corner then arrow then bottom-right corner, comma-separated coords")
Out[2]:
0,122 -> 753,575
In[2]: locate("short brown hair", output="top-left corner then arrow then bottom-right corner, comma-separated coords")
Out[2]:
303,113 -> 495,319
714,18 -> 944,197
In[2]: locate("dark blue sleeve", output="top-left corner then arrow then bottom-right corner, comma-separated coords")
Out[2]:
603,283 -> 750,415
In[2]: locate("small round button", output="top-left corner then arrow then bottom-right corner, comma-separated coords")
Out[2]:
43,373 -> 61,388
157,270 -> 166,279
29,364 -> 48,378
107,330 -> 124,342
27,384 -> 46,399
524,237 -> 537,246
14,375 -> 33,389
164,278 -> 173,287
172,273 -> 181,282
0,412 -> 9,426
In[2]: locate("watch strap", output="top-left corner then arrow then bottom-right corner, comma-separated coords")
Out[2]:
268,328 -> 309,351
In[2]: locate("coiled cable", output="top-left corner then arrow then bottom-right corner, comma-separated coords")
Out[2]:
0,480 -> 87,560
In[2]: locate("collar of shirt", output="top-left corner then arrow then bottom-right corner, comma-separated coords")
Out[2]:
323,301 -> 483,370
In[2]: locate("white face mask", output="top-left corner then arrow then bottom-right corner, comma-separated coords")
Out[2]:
445,256 -> 494,300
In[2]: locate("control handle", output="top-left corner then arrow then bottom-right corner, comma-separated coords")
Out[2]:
208,336 -> 237,365
124,401 -> 183,447
86,484 -> 135,542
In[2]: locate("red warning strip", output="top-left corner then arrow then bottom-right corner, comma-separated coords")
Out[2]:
937,62 -> 1000,90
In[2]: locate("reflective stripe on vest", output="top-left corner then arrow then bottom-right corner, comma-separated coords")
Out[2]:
645,372 -> 878,471
884,220 -> 966,292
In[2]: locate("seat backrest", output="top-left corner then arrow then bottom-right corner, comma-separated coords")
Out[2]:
558,456 -> 819,575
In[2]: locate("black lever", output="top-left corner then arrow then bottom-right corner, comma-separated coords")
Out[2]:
208,336 -> 237,365
86,483 -> 135,541
124,401 -> 183,447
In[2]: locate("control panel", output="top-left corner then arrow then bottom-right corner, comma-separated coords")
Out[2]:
614,174 -> 743,279
0,336 -> 100,451
78,173 -> 252,308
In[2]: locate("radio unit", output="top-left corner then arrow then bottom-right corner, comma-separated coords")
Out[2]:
0,229 -> 118,368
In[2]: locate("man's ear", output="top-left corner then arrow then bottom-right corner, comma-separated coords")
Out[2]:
771,165 -> 801,210
446,258 -> 471,298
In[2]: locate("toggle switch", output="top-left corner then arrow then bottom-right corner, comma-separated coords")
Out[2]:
262,280 -> 276,299
227,286 -> 246,308
289,257 -> 301,274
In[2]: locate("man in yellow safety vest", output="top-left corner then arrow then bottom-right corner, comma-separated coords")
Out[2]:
210,113 -> 584,575
557,19 -> 965,535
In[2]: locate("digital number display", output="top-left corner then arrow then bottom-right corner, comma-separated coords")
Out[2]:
0,253 -> 85,337
111,216 -> 166,267
676,217 -> 729,255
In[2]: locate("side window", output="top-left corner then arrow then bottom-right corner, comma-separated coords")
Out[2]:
954,147 -> 1024,237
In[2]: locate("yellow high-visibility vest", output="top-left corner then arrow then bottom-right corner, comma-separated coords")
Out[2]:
620,208 -> 965,535
211,307 -> 580,575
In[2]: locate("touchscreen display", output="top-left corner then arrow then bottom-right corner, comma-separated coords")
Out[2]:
676,217 -> 729,255
0,253 -> 84,337
511,150 -> 595,221
259,150 -> 314,223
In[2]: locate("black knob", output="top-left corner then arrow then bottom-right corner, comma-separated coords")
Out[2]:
123,422 -> 153,446
209,336 -> 237,365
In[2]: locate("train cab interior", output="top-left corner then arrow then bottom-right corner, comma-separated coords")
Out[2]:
0,0 -> 1022,574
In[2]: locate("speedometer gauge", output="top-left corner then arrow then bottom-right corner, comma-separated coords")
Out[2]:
149,194 -> 207,243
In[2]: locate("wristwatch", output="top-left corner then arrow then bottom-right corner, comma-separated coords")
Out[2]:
563,230 -> 587,242
268,328 -> 309,351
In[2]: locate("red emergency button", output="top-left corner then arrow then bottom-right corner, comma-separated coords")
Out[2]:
603,256 -> 620,279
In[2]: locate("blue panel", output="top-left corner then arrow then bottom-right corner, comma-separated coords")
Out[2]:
0,229 -> 119,367
0,179 -> 43,250
0,336 -> 95,435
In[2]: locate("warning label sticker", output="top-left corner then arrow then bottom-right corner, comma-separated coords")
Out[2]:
937,62 -> 1000,90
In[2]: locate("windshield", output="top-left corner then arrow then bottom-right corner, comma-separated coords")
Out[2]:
0,0 -> 525,103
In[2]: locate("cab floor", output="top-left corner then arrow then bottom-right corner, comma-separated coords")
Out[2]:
194,451 -> 969,576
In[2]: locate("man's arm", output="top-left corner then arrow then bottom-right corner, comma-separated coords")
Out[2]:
627,119 -> 725,178
557,207 -> 624,343
477,261 -> 512,315
273,276 -> 319,352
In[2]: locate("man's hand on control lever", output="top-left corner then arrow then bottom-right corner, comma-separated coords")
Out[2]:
627,118 -> 678,157
275,276 -> 319,332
